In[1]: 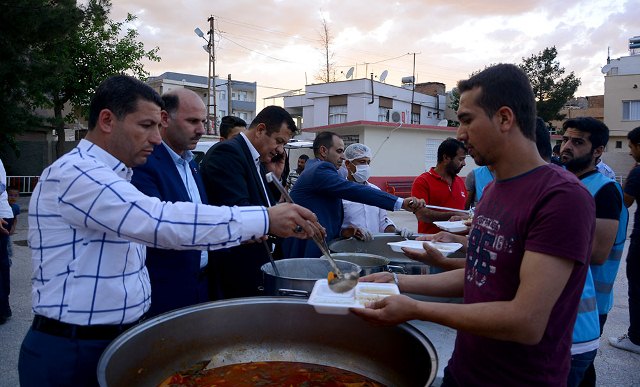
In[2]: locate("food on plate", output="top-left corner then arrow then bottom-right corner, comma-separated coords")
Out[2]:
356,288 -> 397,304
327,271 -> 337,282
158,360 -> 386,386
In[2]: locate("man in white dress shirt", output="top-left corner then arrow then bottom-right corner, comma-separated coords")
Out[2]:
18,75 -> 321,387
340,143 -> 411,241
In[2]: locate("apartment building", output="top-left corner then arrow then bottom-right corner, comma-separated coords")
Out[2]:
147,72 -> 257,135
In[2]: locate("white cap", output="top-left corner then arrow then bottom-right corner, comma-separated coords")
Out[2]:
345,143 -> 372,161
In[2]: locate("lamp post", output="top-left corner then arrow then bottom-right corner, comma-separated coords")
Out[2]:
194,16 -> 217,135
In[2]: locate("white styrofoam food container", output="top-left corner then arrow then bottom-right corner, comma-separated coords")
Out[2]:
432,220 -> 468,233
307,279 -> 400,315
386,240 -> 462,256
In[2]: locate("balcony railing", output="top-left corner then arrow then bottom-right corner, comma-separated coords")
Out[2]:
6,176 -> 40,194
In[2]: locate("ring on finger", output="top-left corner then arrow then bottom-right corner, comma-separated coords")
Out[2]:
294,225 -> 303,233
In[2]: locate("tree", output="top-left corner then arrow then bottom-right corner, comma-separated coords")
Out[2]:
519,47 -> 581,125
0,0 -> 160,158
0,0 -> 82,152
44,0 -> 160,157
315,16 -> 336,83
447,88 -> 460,127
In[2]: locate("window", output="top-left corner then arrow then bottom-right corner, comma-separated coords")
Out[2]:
219,110 -> 226,117
329,105 -> 347,125
342,135 -> 360,147
623,100 -> 640,121
424,139 -> 439,170
616,141 -> 623,149
411,104 -> 420,124
378,107 -> 390,122
218,91 -> 226,100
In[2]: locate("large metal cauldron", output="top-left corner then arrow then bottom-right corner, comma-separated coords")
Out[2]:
322,252 -> 400,276
97,298 -> 438,386
329,234 -> 430,275
261,258 -> 360,297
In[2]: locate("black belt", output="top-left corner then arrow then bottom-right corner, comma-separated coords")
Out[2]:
31,315 -> 139,341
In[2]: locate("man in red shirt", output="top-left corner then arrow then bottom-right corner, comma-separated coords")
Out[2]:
412,137 -> 468,234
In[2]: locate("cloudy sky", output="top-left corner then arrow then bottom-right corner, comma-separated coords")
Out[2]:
111,0 -> 639,105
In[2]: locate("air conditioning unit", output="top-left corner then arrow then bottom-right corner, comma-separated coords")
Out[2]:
390,110 -> 403,123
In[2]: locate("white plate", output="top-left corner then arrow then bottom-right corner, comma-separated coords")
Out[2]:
387,240 -> 463,256
307,279 -> 400,315
432,220 -> 468,233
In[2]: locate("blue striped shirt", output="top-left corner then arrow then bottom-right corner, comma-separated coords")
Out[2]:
28,139 -> 269,325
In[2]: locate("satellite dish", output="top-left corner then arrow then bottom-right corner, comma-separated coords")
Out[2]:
391,111 -> 402,123
601,64 -> 612,74
380,70 -> 388,83
437,119 -> 448,126
345,67 -> 354,79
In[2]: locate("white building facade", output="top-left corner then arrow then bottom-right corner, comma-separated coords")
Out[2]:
283,80 -> 477,192
602,37 -> 640,179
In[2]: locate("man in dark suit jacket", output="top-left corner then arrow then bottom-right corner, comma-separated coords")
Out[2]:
282,131 -> 423,258
201,106 -> 297,299
131,88 -> 209,317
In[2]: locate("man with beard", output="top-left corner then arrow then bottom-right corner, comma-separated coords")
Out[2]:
131,88 -> 210,317
412,138 -> 468,234
559,117 -> 627,385
352,64 -> 595,386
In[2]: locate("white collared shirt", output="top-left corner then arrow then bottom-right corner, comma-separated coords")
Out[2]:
0,159 -> 14,218
29,139 -> 268,325
239,132 -> 272,206
162,142 -> 208,268
342,182 -> 395,232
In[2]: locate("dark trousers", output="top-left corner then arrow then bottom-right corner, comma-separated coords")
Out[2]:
19,328 -> 111,386
628,236 -> 640,344
579,314 -> 608,387
0,218 -> 14,316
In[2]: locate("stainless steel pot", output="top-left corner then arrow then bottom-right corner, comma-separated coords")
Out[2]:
329,234 -> 430,275
322,252 -> 404,276
261,258 -> 361,297
97,298 -> 438,387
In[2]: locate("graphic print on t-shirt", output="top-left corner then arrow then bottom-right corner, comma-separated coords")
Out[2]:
466,214 -> 514,287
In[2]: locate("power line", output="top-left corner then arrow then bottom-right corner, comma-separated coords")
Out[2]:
219,35 -> 295,63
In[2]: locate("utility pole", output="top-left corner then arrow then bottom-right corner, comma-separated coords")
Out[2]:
207,15 -> 217,135
410,52 -> 417,124
227,74 -> 232,117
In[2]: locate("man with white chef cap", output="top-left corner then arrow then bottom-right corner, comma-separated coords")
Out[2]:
340,143 -> 412,241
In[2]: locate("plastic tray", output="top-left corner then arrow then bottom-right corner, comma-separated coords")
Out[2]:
432,220 -> 468,233
307,279 -> 400,315
387,240 -> 462,256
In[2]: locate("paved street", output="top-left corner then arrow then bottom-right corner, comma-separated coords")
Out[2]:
0,198 -> 638,386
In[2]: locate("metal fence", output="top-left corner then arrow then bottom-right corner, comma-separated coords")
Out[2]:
6,176 -> 40,194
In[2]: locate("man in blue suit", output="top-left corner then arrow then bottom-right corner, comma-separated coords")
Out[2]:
282,131 -> 424,258
201,106 -> 297,299
131,88 -> 209,317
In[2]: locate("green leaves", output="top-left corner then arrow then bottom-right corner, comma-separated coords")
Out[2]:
0,0 -> 160,157
519,46 -> 581,125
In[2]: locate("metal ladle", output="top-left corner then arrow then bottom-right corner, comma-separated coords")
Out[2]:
265,172 -> 359,293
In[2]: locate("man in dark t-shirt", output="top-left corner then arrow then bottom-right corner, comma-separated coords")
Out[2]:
352,64 -> 595,386
559,117 -> 626,386
609,125 -> 640,356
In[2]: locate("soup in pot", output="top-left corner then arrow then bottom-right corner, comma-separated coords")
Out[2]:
159,360 -> 386,387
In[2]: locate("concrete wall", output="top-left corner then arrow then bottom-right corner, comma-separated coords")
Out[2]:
307,123 -> 477,180
604,74 -> 640,132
